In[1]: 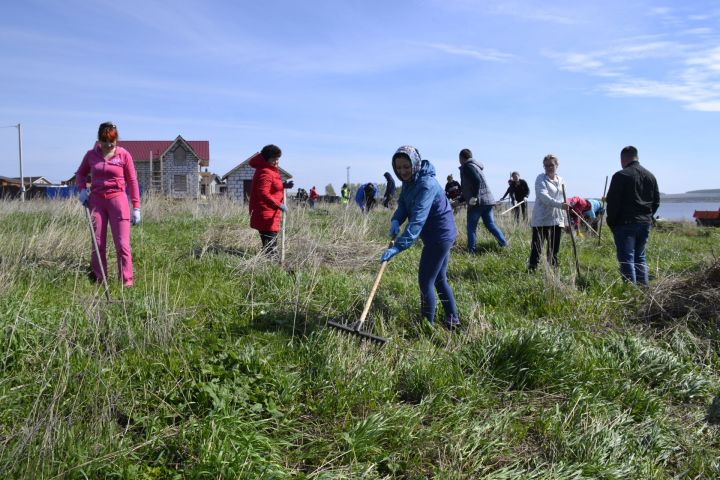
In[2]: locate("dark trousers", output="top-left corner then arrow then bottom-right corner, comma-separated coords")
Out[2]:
513,201 -> 528,222
259,231 -> 278,257
528,225 -> 562,270
418,241 -> 458,323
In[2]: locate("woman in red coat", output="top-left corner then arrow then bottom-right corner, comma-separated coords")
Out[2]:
248,144 -> 293,256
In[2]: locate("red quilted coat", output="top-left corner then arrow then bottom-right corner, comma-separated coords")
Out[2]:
249,153 -> 284,232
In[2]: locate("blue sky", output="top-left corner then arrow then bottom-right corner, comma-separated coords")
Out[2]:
1,0 -> 718,196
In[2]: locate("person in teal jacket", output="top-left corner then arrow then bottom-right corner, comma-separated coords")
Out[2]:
381,145 -> 460,328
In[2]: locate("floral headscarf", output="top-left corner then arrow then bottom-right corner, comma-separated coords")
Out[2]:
392,145 -> 422,179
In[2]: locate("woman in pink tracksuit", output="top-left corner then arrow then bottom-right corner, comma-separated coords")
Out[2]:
76,122 -> 141,288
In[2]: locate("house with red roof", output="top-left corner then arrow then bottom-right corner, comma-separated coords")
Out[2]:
118,136 -> 210,198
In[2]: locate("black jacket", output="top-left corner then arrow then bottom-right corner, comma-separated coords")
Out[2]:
383,172 -> 396,199
445,180 -> 461,199
606,161 -> 660,228
500,179 -> 530,203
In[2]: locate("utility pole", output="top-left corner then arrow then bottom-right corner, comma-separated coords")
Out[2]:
0,123 -> 24,200
17,124 -> 25,201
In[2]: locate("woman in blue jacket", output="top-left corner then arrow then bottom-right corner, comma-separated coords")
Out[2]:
381,145 -> 460,329
355,182 -> 378,212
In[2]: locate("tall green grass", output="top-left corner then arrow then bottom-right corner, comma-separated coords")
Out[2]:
1,196 -> 719,478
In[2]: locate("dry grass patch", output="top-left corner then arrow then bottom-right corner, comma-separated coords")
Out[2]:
642,259 -> 720,339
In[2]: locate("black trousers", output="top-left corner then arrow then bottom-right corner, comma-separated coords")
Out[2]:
513,201 -> 528,222
259,231 -> 278,257
528,225 -> 562,270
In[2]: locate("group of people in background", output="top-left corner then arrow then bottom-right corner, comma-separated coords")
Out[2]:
382,145 -> 658,327
74,121 -> 659,328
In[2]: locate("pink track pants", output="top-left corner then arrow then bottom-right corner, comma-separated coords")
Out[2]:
89,195 -> 133,286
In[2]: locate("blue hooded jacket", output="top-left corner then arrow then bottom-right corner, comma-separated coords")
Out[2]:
355,183 -> 378,208
391,146 -> 457,252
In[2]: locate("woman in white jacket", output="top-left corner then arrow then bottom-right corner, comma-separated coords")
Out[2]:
528,154 -> 570,271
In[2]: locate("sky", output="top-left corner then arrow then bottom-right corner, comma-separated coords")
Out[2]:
1,0 -> 719,197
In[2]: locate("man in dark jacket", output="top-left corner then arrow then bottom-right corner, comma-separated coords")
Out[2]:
499,171 -> 530,222
606,146 -> 660,285
458,148 -> 507,252
382,171 -> 396,208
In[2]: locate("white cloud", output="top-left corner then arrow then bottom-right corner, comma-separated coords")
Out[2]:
433,0 -> 583,24
681,27 -> 714,35
602,79 -> 720,112
650,6 -> 673,16
547,41 -> 688,76
598,45 -> 720,112
547,33 -> 720,112
425,43 -> 516,63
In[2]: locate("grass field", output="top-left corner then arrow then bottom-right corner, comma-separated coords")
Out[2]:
1,196 -> 719,479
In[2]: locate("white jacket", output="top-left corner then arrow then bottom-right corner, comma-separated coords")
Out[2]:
531,173 -> 567,227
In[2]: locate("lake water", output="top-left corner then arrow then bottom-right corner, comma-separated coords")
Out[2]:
521,201 -> 720,222
656,202 -> 720,221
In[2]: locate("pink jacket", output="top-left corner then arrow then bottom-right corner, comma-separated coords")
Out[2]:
76,145 -> 140,208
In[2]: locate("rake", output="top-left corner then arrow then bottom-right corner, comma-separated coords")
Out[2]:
83,205 -> 111,302
561,184 -> 582,280
327,238 -> 395,345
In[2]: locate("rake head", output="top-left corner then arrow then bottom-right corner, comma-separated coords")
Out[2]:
326,319 -> 388,345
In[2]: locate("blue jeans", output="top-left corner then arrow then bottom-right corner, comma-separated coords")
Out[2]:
467,205 -> 507,252
612,223 -> 651,285
418,241 -> 458,324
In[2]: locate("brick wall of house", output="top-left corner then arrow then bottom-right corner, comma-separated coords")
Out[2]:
165,143 -> 200,198
226,166 -> 291,203
135,162 -> 151,194
226,167 -> 254,203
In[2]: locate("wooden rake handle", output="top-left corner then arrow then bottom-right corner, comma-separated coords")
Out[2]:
357,237 -> 396,326
561,185 -> 581,277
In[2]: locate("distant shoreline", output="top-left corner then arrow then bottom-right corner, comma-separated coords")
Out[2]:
660,194 -> 720,204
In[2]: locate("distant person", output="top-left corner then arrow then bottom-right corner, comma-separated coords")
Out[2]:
382,145 -> 459,329
355,182 -> 378,212
457,148 -> 508,252
75,121 -> 140,288
606,146 -> 660,285
308,185 -> 319,209
567,196 -> 604,232
340,183 -> 350,205
445,174 -> 461,201
382,171 -> 396,208
248,144 -> 293,257
499,171 -> 530,222
528,154 -> 570,272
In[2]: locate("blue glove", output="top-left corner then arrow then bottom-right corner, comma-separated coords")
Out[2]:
279,204 -> 288,213
283,180 -> 294,189
132,208 -> 141,225
78,189 -> 89,206
389,219 -> 400,237
380,247 -> 399,263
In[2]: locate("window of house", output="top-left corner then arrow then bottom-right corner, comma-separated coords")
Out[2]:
174,146 -> 186,166
174,174 -> 187,192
